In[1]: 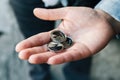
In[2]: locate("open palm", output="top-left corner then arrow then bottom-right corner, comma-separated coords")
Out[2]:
16,7 -> 115,64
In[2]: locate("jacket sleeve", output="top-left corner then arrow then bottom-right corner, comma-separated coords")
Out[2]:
95,0 -> 120,21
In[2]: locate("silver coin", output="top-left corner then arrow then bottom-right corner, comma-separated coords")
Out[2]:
62,37 -> 73,49
50,30 -> 67,43
47,42 -> 64,52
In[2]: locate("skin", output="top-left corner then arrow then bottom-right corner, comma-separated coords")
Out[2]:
15,7 -> 120,65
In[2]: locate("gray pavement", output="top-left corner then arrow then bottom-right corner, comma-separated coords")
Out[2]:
0,0 -> 120,80
91,39 -> 120,80
0,0 -> 31,80
0,0 -> 64,80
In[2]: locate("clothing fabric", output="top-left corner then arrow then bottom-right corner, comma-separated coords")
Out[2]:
10,0 -> 56,38
42,0 -> 68,7
95,0 -> 120,21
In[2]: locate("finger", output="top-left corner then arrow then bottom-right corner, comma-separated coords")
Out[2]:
28,52 -> 56,64
47,43 -> 92,64
18,45 -> 48,60
16,32 -> 50,52
33,8 -> 68,21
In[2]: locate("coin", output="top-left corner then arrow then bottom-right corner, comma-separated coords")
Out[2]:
63,37 -> 73,49
47,30 -> 73,52
47,42 -> 64,52
50,30 -> 67,43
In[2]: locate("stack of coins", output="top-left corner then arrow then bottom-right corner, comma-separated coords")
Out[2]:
47,30 -> 73,52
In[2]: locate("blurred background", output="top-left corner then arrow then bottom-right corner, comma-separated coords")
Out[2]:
0,0 -> 120,80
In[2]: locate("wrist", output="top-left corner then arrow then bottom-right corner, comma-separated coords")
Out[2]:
95,9 -> 120,37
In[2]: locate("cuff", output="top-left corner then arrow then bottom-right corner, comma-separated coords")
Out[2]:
95,0 -> 120,22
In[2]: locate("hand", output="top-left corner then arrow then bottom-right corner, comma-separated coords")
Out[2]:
16,7 -> 115,65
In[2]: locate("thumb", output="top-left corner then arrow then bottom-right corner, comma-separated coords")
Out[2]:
33,8 -> 68,21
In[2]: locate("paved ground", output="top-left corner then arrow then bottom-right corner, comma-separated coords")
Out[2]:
1,0 -> 120,80
0,0 -> 65,80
